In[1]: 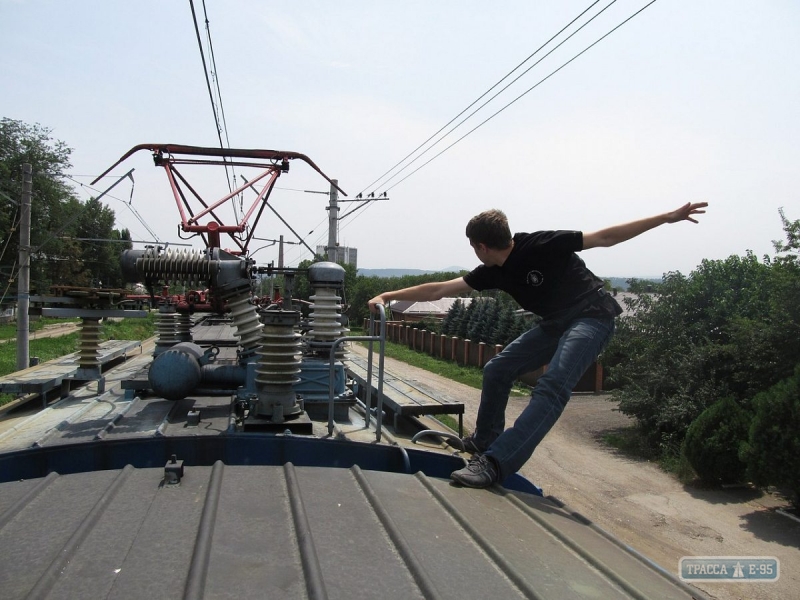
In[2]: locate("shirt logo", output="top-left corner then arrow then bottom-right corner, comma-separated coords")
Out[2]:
526,270 -> 544,286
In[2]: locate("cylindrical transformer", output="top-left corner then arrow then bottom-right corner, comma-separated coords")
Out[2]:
148,342 -> 205,400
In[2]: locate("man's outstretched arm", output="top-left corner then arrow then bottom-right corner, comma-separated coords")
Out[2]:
582,202 -> 708,249
368,277 -> 473,312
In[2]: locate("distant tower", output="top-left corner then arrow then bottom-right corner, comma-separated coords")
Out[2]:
316,244 -> 357,268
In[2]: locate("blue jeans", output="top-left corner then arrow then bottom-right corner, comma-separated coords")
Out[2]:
475,316 -> 616,480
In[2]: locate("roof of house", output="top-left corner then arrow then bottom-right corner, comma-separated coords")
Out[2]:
389,297 -> 473,315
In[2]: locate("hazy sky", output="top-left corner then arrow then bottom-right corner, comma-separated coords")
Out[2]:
2,0 -> 798,278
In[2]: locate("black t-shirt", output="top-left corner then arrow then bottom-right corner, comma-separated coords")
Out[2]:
463,231 -> 621,330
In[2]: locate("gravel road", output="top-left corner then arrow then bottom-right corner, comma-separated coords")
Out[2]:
356,346 -> 800,600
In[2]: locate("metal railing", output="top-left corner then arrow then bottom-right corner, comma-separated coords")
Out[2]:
327,304 -> 387,441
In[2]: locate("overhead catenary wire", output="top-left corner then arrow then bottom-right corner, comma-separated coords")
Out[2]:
368,0 -> 620,194
359,0 -> 604,197
67,175 -> 161,243
345,1 -> 619,230
189,0 -> 240,218
381,0 -> 659,194
0,208 -> 20,265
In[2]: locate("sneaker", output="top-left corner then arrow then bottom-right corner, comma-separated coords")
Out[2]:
450,454 -> 498,488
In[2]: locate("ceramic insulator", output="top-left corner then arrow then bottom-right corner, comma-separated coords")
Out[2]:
78,317 -> 102,369
226,293 -> 263,355
136,248 -> 215,287
309,286 -> 347,358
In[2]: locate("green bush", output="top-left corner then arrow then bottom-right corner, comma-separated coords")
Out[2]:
741,367 -> 800,507
407,316 -> 440,332
682,397 -> 750,484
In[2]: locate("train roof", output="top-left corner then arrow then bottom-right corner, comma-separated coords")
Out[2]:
0,318 -> 707,599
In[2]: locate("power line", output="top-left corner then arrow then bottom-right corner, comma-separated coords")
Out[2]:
66,175 -> 161,243
368,0 -> 620,194
0,208 -> 20,265
202,0 -> 233,155
359,0 -> 604,196
189,0 -> 240,217
383,0 -> 658,193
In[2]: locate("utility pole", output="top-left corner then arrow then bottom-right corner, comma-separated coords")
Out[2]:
278,234 -> 284,269
16,164 -> 32,371
326,179 -> 339,263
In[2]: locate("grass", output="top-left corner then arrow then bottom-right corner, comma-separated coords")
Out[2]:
0,318 -> 79,341
603,426 -> 698,483
101,313 -> 157,341
0,314 -> 157,407
602,428 -> 658,459
431,413 -> 462,433
0,332 -> 81,407
353,335 -> 528,396
351,331 -> 531,436
0,332 -> 81,377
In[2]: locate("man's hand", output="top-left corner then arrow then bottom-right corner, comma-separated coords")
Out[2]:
666,202 -> 708,224
368,294 -> 387,312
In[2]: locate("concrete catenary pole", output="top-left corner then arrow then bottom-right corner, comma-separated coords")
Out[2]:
16,163 -> 32,371
326,179 -> 339,263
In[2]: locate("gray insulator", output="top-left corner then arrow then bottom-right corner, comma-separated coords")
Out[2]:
154,307 -> 180,356
226,293 -> 263,356
253,310 -> 302,420
121,247 -> 250,291
78,317 -> 102,369
308,285 -> 348,359
176,313 -> 192,342
309,287 -> 343,343
308,261 -> 345,287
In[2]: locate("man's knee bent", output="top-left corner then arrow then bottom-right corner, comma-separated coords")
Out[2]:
482,354 -> 517,386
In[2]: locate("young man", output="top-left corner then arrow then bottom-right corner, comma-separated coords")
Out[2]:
368,202 -> 708,488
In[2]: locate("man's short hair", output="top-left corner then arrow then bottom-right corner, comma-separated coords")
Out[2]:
466,209 -> 512,249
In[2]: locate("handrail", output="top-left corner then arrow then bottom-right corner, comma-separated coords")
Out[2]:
327,304 -> 387,441
410,429 -> 465,451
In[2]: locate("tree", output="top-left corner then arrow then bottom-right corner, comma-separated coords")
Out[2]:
492,302 -> 517,345
1,118 -> 74,294
1,118 -> 127,294
441,299 -> 464,336
682,397 -> 750,484
466,298 -> 489,341
343,270 -> 470,329
606,210 -> 800,459
741,367 -> 800,508
773,207 -> 800,261
458,297 -> 478,339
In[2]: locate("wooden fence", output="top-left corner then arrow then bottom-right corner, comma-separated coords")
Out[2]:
363,320 -> 604,393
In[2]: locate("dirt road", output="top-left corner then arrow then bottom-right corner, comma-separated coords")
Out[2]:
2,322 -> 80,343
364,348 -> 799,600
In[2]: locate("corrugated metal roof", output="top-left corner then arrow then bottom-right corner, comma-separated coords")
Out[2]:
0,463 -> 705,599
389,298 -> 478,315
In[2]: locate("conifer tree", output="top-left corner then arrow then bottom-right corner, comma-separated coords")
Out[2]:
441,299 -> 463,336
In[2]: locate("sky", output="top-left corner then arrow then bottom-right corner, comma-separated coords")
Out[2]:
2,0 -> 799,279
